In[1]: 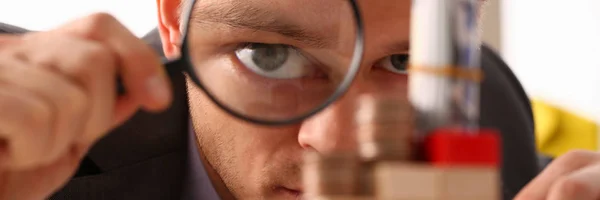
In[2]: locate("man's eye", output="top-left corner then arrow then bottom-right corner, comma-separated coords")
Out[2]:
378,54 -> 409,74
235,43 -> 313,79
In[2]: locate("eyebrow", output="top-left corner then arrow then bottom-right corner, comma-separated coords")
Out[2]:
190,2 -> 334,48
386,40 -> 410,54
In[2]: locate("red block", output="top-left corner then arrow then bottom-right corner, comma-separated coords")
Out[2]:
424,128 -> 501,167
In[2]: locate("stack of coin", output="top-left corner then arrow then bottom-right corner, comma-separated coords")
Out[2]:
302,150 -> 359,199
355,94 -> 415,162
352,94 -> 416,198
355,161 -> 374,196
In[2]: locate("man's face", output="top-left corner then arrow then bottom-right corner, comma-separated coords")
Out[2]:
159,0 -> 415,199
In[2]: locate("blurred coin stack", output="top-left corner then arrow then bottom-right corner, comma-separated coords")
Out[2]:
302,151 -> 360,200
301,94 -> 413,200
355,95 -> 415,162
355,95 -> 416,199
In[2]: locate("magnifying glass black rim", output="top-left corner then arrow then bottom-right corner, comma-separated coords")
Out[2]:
174,0 -> 365,126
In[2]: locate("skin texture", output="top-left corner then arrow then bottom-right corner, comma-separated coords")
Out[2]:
158,0 -> 412,199
3,0 -> 600,200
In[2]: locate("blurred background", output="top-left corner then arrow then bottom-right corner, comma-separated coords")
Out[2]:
1,0 -> 598,161
0,0 -> 157,36
483,0 -> 600,162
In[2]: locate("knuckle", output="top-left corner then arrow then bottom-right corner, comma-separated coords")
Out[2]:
556,150 -> 598,166
77,12 -> 118,38
82,43 -> 113,65
122,50 -> 157,75
0,92 -> 53,165
71,43 -> 114,75
19,100 -> 53,164
21,98 -> 53,135
553,177 -> 593,198
563,150 -> 594,159
86,12 -> 117,21
64,84 -> 90,116
1,94 -> 50,133
0,92 -> 52,138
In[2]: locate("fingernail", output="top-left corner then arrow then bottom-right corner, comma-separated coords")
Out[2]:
147,75 -> 171,104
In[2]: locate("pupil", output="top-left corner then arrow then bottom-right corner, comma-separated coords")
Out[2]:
250,44 -> 289,72
390,54 -> 409,71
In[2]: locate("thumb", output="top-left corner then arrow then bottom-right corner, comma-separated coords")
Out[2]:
112,94 -> 141,128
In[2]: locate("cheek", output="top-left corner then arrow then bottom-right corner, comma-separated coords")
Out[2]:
187,76 -> 304,151
368,71 -> 409,95
187,78 -> 302,187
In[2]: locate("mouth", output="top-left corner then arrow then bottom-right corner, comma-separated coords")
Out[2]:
276,186 -> 302,199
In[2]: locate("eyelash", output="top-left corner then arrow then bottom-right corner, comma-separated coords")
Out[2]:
234,42 -> 320,66
235,42 -> 294,51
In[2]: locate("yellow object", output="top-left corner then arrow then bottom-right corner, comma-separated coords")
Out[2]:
532,99 -> 598,158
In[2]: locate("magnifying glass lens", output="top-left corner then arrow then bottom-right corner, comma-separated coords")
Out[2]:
184,0 -> 361,123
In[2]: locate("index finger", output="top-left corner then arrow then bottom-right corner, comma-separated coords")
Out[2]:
51,13 -> 172,113
0,34 -> 21,46
514,150 -> 600,200
547,163 -> 600,200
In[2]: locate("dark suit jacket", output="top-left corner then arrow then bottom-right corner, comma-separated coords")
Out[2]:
0,23 -> 539,200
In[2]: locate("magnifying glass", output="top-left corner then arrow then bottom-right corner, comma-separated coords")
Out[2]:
127,0 -> 364,125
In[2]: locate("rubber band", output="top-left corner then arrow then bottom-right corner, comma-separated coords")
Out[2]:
407,65 -> 484,82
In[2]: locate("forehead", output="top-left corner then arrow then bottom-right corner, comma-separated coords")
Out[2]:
191,0 -> 412,40
193,0 -> 411,21
193,0 -> 355,27
189,0 -> 413,58
196,0 -> 353,11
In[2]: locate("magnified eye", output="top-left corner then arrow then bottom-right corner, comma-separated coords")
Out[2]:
235,43 -> 314,79
378,54 -> 409,74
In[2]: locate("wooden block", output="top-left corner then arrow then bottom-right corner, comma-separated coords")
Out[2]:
375,163 -> 438,199
374,162 -> 500,200
424,128 -> 501,167
440,166 -> 499,198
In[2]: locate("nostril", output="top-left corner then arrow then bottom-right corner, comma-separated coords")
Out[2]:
300,141 -> 317,152
297,130 -> 315,150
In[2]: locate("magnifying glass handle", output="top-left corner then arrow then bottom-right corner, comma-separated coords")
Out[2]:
116,58 -> 185,95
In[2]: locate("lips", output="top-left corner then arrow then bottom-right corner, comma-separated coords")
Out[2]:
277,186 -> 302,199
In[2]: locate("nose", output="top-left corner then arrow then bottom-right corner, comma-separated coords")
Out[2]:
298,75 -> 407,154
298,66 -> 410,154
297,87 -> 361,154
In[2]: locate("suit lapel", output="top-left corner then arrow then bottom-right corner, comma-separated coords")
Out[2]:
51,70 -> 191,199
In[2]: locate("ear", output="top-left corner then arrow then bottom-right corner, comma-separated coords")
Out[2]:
157,0 -> 183,59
